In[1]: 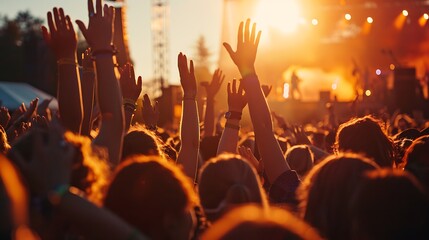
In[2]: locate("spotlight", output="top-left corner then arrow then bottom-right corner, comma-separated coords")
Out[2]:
345,13 -> 351,21
390,64 -> 395,70
367,17 -> 373,23
376,69 -> 381,75
419,13 -> 429,27
365,90 -> 371,97
311,18 -> 318,26
402,10 -> 408,17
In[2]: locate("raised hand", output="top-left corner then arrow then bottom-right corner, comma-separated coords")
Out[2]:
261,85 -> 272,98
201,69 -> 225,99
76,0 -> 115,51
119,64 -> 142,102
178,52 -> 197,99
41,8 -> 77,60
223,19 -> 261,76
11,128 -> 74,196
142,94 -> 160,129
293,125 -> 312,145
37,98 -> 53,119
227,79 -> 247,112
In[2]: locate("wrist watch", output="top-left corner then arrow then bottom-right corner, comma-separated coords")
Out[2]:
225,111 -> 242,120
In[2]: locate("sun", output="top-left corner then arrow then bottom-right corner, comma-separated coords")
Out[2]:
253,0 -> 302,34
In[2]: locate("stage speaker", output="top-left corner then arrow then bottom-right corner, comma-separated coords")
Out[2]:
394,68 -> 418,113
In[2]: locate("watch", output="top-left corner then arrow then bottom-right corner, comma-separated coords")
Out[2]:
225,111 -> 242,120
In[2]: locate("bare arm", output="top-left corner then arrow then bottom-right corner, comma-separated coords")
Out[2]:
176,53 -> 199,180
202,69 -> 224,137
80,49 -> 96,136
42,8 -> 83,133
217,79 -> 247,154
223,19 -> 289,183
76,0 -> 124,165
119,64 -> 142,132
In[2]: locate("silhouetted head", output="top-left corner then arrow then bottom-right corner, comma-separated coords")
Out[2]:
285,145 -> 314,177
335,116 -> 394,167
350,169 -> 429,240
394,114 -> 415,132
297,153 -> 378,240
202,205 -> 322,240
122,125 -> 165,161
198,154 -> 267,222
404,135 -> 429,192
104,156 -> 197,240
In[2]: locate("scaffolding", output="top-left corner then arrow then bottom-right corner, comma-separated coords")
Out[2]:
151,0 -> 169,97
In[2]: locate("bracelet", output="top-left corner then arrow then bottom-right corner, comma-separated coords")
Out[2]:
57,58 -> 78,65
124,106 -> 136,113
124,103 -> 136,113
48,184 -> 70,205
123,98 -> 137,106
91,46 -> 118,60
225,122 -> 240,130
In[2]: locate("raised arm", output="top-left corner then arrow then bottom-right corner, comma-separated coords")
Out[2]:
176,53 -> 199,180
217,79 -> 247,154
202,69 -> 224,137
80,49 -> 96,136
142,94 -> 160,131
223,19 -> 289,183
76,0 -> 124,165
42,8 -> 83,133
119,64 -> 142,132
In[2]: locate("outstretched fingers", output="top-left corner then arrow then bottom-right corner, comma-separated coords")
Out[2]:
255,30 -> 261,47
96,0 -> 103,16
244,19 -> 250,43
47,12 -> 56,34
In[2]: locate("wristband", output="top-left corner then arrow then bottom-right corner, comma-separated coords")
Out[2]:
225,122 -> 240,130
123,98 -> 137,106
124,103 -> 137,113
225,111 -> 242,120
91,45 -> 118,59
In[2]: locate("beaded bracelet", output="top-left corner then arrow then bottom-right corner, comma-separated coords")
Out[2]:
124,103 -> 137,113
123,98 -> 137,106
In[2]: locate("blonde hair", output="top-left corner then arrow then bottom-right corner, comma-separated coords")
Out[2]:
64,132 -> 110,206
202,205 -> 322,240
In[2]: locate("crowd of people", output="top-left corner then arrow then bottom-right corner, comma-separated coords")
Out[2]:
1,0 -> 429,239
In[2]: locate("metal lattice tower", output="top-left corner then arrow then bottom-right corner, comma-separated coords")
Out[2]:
151,0 -> 169,97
